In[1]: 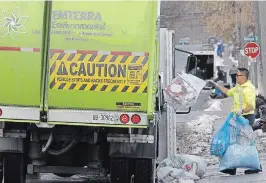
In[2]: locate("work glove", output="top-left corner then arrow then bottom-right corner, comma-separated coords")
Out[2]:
206,80 -> 217,88
236,110 -> 243,116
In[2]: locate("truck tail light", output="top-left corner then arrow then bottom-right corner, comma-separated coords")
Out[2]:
120,114 -> 130,124
131,114 -> 141,124
0,108 -> 2,116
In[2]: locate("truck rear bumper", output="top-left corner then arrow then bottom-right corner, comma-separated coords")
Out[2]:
48,109 -> 149,126
0,106 -> 40,122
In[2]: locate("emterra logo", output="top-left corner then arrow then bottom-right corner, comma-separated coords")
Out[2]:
0,7 -> 29,40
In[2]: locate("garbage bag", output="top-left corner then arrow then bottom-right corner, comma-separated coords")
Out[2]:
157,167 -> 200,183
219,114 -> 261,170
156,154 -> 207,183
229,115 -> 257,145
163,72 -> 206,110
219,144 -> 261,171
210,113 -> 232,157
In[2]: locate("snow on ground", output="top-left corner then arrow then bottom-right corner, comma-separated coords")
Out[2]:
176,114 -> 221,158
204,100 -> 223,111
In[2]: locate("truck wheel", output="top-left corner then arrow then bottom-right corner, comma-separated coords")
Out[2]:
3,153 -> 26,183
133,159 -> 154,183
110,158 -> 131,183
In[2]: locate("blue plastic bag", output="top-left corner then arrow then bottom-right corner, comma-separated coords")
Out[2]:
219,144 -> 260,171
215,88 -> 223,97
219,113 -> 261,170
210,113 -> 233,157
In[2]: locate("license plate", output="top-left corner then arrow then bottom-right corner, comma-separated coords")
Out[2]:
92,113 -> 119,123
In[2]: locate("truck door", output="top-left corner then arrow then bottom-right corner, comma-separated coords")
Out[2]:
44,1 -> 157,126
0,2 -> 45,122
186,55 -> 198,74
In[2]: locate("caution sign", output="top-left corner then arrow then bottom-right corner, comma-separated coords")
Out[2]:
49,53 -> 149,93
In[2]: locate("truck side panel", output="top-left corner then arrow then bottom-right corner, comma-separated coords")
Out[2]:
46,1 -> 157,115
0,2 -> 45,121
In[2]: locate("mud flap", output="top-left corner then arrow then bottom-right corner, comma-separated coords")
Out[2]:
133,159 -> 154,183
110,158 -> 131,183
110,158 -> 154,183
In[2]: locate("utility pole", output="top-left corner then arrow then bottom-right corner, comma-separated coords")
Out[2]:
239,3 -> 249,69
254,1 -> 262,92
234,1 -> 241,63
257,1 -> 266,96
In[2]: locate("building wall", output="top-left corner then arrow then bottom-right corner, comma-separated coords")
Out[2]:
160,1 -> 213,44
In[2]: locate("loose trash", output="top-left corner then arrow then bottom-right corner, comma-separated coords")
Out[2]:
164,72 -> 206,110
177,115 -> 221,156
255,94 -> 266,119
157,154 -> 207,183
204,100 -> 222,111
210,112 -> 261,171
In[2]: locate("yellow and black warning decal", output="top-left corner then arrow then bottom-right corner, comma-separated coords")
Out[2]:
49,53 -> 149,93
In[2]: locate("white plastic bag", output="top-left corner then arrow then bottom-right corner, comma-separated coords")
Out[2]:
163,72 -> 206,110
157,154 -> 208,183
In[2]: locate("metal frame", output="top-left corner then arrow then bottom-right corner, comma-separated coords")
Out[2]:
27,164 -> 106,176
107,134 -> 154,143
165,30 -> 177,157
0,106 -> 40,121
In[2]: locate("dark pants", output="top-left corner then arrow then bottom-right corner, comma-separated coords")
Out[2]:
231,74 -> 236,86
243,114 -> 255,127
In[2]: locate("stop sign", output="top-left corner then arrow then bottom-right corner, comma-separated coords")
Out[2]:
244,42 -> 260,59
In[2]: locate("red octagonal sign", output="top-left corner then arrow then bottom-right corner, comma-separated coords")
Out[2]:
244,42 -> 260,59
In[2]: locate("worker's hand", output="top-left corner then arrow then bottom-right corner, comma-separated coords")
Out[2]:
236,110 -> 243,116
206,80 -> 217,87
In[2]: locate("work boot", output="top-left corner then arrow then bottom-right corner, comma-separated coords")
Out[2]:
216,95 -> 225,99
221,168 -> 236,175
244,165 -> 262,174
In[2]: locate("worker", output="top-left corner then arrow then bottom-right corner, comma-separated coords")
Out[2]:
214,66 -> 226,83
213,66 -> 227,99
229,65 -> 238,86
208,67 -> 262,175
217,41 -> 224,57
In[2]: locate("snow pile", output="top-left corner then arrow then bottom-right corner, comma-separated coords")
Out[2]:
204,100 -> 223,111
176,114 -> 221,157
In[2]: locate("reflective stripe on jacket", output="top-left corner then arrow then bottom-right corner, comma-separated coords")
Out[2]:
226,80 -> 256,115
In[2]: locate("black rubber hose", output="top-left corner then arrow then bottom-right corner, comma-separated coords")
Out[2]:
41,131 -> 54,154
47,132 -> 81,156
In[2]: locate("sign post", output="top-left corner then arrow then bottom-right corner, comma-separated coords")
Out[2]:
243,42 -> 260,59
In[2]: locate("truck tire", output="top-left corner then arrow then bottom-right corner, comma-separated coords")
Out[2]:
3,153 -> 26,183
133,159 -> 154,183
110,158 -> 131,183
